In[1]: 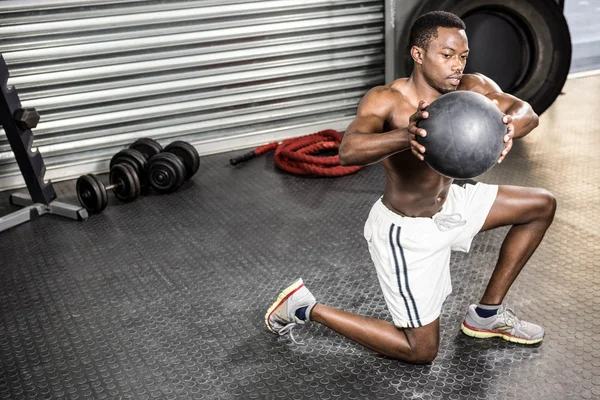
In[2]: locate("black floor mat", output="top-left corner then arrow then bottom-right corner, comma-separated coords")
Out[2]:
0,76 -> 598,399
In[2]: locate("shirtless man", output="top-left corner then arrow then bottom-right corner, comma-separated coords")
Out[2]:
265,11 -> 556,364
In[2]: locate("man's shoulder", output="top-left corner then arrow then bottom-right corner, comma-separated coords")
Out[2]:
364,79 -> 411,104
355,79 -> 415,120
388,77 -> 411,95
459,73 -> 502,95
459,73 -> 485,87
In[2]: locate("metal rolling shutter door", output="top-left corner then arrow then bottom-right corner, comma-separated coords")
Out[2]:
0,0 -> 384,190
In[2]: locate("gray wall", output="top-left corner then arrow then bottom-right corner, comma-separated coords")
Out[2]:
564,0 -> 600,73
0,1 -> 384,191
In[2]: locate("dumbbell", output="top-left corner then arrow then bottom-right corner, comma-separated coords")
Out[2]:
147,141 -> 201,194
123,137 -> 165,194
125,137 -> 182,194
129,137 -> 163,161
110,148 -> 149,194
128,138 -> 200,179
76,164 -> 141,214
164,141 -> 201,180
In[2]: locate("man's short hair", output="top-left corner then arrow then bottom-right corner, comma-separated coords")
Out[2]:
409,11 -> 466,50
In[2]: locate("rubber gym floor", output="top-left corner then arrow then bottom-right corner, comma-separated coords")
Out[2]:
0,75 -> 598,400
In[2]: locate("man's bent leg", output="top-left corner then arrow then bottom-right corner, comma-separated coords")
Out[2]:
311,304 -> 440,364
460,185 -> 555,344
479,185 -> 557,304
265,279 -> 440,363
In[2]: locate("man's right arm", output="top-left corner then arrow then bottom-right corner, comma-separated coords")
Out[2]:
338,89 -> 412,166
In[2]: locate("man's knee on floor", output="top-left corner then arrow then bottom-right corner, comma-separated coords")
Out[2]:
386,337 -> 439,364
406,343 -> 439,364
397,319 -> 440,364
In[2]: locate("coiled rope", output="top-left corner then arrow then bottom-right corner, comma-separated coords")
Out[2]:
229,129 -> 362,177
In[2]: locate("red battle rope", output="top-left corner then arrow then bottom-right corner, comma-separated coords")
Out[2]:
229,130 -> 362,177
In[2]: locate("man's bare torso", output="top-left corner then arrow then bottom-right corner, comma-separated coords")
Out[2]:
380,76 -> 481,218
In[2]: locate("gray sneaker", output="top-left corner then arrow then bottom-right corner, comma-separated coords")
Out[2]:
265,279 -> 317,336
461,304 -> 544,345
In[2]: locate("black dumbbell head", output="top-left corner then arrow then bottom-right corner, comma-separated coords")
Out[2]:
147,152 -> 186,194
164,141 -> 201,180
110,148 -> 149,193
129,138 -> 163,161
110,163 -> 141,202
76,174 -> 108,214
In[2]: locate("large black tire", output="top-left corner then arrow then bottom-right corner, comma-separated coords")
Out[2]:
397,0 -> 572,115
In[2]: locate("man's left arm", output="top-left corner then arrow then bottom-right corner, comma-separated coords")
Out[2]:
485,91 -> 539,139
468,73 -> 539,162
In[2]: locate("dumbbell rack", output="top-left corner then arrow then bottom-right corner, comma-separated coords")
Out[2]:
0,54 -> 88,234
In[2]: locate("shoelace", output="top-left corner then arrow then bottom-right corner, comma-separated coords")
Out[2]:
434,213 -> 467,231
498,308 -> 523,328
277,323 -> 304,345
279,322 -> 305,345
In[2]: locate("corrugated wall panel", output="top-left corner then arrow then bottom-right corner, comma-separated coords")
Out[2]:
0,0 -> 384,191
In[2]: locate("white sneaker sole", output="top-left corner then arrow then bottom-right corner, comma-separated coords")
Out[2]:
461,322 -> 544,345
265,279 -> 305,334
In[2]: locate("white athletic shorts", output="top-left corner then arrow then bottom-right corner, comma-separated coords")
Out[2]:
363,182 -> 498,328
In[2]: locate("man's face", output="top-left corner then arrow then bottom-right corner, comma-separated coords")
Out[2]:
421,27 -> 469,94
